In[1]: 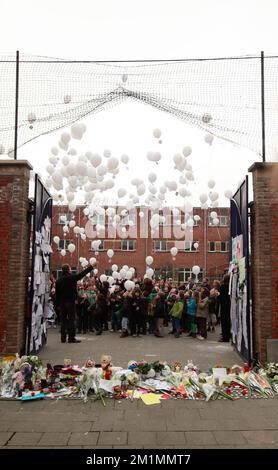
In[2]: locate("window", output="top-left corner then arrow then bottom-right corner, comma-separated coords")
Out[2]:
121,240 -> 135,251
208,241 -> 229,252
58,239 -> 70,251
58,213 -> 73,224
159,214 -> 172,226
208,241 -> 215,252
90,214 -> 105,226
184,241 -> 198,251
208,215 -> 229,226
90,240 -> 104,251
154,240 -> 167,251
119,214 -> 136,226
178,267 -> 203,283
155,267 -> 173,280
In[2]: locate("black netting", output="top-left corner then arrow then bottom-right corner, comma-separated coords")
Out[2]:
0,53 -> 277,157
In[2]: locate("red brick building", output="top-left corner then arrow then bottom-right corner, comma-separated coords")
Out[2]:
51,205 -> 230,282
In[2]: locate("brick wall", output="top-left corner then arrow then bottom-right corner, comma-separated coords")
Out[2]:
51,205 -> 230,282
0,160 -> 32,355
249,162 -> 278,362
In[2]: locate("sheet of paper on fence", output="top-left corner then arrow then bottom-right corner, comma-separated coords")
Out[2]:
238,257 -> 246,283
140,393 -> 162,405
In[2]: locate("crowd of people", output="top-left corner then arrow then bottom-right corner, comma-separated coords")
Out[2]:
50,265 -> 231,344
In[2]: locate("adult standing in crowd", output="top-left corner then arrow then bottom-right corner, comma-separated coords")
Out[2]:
219,274 -> 231,342
55,264 -> 93,343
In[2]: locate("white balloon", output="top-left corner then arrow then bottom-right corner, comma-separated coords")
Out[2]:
186,171 -> 194,181
146,268 -> 154,277
192,265 -> 200,275
137,184 -> 146,196
224,189 -> 233,199
66,162 -> 76,176
210,211 -> 218,219
208,179 -> 216,189
146,256 -> 153,266
202,113 -> 212,123
170,247 -> 178,257
121,154 -> 129,164
100,274 -> 107,283
97,165 -> 107,177
52,171 -> 63,184
103,149 -> 111,158
81,233 -> 86,240
91,154 -> 102,168
119,268 -> 127,278
199,193 -> 208,204
193,215 -> 201,221
149,184 -> 157,195
147,151 -> 161,162
107,249 -> 114,258
51,146 -> 59,156
124,280 -> 135,291
68,148 -> 77,156
63,226 -> 69,234
64,94 -> 71,104
71,123 -> 84,140
148,173 -> 157,183
139,211 -> 145,218
112,271 -> 119,280
112,264 -> 118,272
106,207 -> 116,217
153,128 -> 161,139
212,217 -> 220,226
53,236 -> 60,244
68,203 -> 76,212
68,243 -> 75,253
187,218 -> 194,228
125,270 -> 133,280
88,257 -> 96,266
73,226 -> 80,234
76,162 -> 87,176
201,203 -> 209,210
92,240 -> 101,251
118,188 -> 127,198
107,157 -> 119,171
107,276 -> 114,286
60,249 -> 66,257
182,146 -> 192,157
61,132 -> 71,145
68,220 -> 76,229
62,155 -> 70,166
179,187 -> 187,198
46,164 -> 55,175
93,269 -> 98,275
209,191 -> 219,202
193,242 -> 199,249
150,214 -> 160,228
204,133 -> 214,145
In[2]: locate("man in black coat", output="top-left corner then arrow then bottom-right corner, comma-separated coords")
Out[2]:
55,264 -> 93,343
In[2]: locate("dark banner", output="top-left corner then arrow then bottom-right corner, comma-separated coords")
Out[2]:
230,176 -> 252,363
27,175 -> 52,354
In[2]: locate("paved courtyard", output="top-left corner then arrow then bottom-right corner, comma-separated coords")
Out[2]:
1,327 -> 278,449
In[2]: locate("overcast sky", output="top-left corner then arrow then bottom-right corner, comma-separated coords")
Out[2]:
1,0 -> 277,206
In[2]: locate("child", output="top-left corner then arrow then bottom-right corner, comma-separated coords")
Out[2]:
196,287 -> 210,340
169,293 -> 184,338
185,290 -> 197,338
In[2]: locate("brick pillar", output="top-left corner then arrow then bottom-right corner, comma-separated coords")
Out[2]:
249,162 -> 278,362
0,160 -> 32,355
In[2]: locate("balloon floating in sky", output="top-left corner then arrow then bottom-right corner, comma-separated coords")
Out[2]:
64,94 -> 71,104
153,128 -> 161,139
202,113 -> 212,124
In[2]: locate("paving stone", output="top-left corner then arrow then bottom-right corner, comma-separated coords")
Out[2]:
98,432 -> 127,446
68,432 -> 99,446
8,420 -> 91,433
113,418 -> 167,432
156,431 -> 187,446
38,432 -> 71,446
128,431 -> 157,446
0,421 -> 12,432
213,431 -> 247,445
185,431 -> 217,446
0,432 -> 13,446
8,432 -> 43,446
242,430 -> 278,445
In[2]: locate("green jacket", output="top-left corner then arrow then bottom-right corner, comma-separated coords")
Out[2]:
169,301 -> 184,319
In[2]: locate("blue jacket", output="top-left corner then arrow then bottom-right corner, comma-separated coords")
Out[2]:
187,297 -> 197,316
